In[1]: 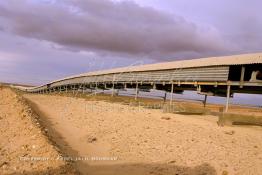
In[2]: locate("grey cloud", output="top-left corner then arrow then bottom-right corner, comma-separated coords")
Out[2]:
0,0 -> 228,59
0,30 -> 148,85
150,0 -> 262,55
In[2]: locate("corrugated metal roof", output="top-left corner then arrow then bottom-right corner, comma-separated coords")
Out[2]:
52,52 -> 262,83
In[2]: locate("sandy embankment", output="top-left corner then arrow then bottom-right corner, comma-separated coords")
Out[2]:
22,93 -> 262,175
0,87 -> 78,174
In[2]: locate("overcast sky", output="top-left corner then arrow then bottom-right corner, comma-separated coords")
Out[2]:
0,0 -> 261,85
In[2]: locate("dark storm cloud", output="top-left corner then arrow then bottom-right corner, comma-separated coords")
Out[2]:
0,0 -> 227,59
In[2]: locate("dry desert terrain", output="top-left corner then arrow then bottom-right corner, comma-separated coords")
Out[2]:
1,87 -> 262,175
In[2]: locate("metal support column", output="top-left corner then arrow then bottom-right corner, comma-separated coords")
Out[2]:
82,85 -> 85,94
111,82 -> 114,97
225,85 -> 231,112
240,66 -> 245,88
163,92 -> 167,102
170,82 -> 174,105
203,94 -> 207,107
95,82 -> 98,96
135,82 -> 139,100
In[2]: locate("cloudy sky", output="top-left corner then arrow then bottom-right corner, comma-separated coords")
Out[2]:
0,0 -> 261,85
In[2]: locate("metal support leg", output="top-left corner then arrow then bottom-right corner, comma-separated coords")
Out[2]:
111,82 -> 114,97
170,83 -> 174,105
225,85 -> 231,112
103,83 -> 106,94
240,66 -> 245,88
203,94 -> 207,107
135,82 -> 139,100
95,83 -> 98,96
163,92 -> 167,102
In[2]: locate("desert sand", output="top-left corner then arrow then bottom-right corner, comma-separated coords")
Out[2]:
17,92 -> 262,175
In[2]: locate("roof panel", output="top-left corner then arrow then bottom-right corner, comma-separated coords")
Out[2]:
52,52 -> 262,83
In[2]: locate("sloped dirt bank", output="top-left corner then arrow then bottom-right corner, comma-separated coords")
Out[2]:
0,87 -> 78,175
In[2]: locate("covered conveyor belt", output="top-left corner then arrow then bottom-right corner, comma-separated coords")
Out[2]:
14,53 -> 262,112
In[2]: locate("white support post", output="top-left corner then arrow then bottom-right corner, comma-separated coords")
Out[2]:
170,82 -> 174,105
153,83 -> 156,90
225,85 -> 231,112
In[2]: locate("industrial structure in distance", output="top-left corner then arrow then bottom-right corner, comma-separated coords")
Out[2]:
15,53 -> 262,112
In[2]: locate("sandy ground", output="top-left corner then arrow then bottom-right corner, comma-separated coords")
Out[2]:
21,93 -> 262,175
0,87 -> 78,174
